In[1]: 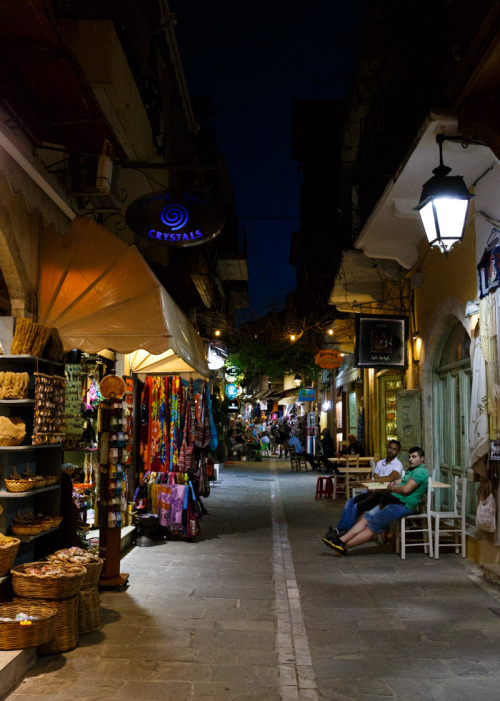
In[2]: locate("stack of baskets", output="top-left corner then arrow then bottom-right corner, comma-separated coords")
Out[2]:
11,561 -> 86,654
0,535 -> 20,577
47,548 -> 103,634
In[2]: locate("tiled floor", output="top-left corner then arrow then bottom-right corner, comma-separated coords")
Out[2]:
4,458 -> 500,700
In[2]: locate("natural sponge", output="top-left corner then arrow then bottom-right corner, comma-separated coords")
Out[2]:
0,372 -> 29,399
0,416 -> 26,446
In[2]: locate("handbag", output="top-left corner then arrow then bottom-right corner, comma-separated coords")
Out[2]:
476,492 -> 496,532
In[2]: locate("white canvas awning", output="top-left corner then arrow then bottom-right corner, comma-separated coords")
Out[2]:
39,216 -> 209,377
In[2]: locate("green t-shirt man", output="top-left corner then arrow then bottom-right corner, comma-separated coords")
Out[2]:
392,464 -> 428,510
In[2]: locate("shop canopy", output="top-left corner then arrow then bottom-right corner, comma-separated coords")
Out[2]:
39,216 -> 209,377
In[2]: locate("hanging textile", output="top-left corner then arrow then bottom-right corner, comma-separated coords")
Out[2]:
468,318 -> 489,479
138,375 -> 211,539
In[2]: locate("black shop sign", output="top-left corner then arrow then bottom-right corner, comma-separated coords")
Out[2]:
355,314 -> 408,369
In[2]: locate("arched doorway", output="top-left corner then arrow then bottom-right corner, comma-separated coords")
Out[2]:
433,319 -> 476,518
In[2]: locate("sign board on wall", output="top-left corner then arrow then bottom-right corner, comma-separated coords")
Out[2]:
298,388 -> 315,402
355,314 -> 409,369
126,189 -> 225,248
395,389 -> 421,450
315,349 -> 343,369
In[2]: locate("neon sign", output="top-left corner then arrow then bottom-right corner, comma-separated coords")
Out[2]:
126,189 -> 225,248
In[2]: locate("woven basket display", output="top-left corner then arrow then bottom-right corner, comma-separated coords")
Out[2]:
48,550 -> 103,589
0,603 -> 56,650
11,562 -> 86,599
4,479 -> 35,493
14,595 -> 78,654
11,524 -> 45,536
0,537 -> 20,577
78,586 -> 102,634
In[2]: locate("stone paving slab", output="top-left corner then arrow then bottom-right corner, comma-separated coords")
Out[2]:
4,459 -> 500,700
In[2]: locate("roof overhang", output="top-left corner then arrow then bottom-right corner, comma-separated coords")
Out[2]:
329,250 -> 400,312
355,113 -> 499,269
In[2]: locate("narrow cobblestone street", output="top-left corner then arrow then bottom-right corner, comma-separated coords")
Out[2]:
6,458 -> 500,701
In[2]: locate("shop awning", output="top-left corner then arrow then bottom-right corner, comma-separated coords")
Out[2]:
39,216 -> 209,377
336,356 -> 361,390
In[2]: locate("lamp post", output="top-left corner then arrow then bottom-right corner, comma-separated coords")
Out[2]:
415,134 -> 474,254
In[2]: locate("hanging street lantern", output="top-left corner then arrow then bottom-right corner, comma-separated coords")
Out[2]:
414,134 -> 474,254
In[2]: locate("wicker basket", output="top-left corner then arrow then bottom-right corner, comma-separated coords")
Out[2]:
14,595 -> 78,654
11,524 -> 45,536
11,562 -> 86,599
78,586 -> 102,634
0,538 -> 20,577
4,479 -> 35,493
0,603 -> 56,650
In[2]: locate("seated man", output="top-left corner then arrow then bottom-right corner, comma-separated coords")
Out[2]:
341,433 -> 364,457
324,440 -> 403,539
318,427 -> 338,473
226,429 -> 245,458
323,446 -> 427,555
287,434 -> 318,471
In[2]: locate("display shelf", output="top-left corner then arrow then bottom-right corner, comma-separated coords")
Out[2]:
0,355 -> 64,366
15,525 -> 60,542
0,444 -> 63,451
0,485 -> 59,498
0,355 -> 64,566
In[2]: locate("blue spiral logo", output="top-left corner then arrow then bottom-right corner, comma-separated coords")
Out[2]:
160,204 -> 189,230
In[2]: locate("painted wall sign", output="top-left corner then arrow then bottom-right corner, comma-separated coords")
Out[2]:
355,314 -> 409,369
126,189 -> 225,248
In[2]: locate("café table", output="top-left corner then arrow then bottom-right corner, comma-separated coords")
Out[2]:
328,463 -> 374,499
361,479 -> 451,490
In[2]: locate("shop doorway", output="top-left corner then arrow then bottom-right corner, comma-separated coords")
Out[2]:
433,319 -> 476,518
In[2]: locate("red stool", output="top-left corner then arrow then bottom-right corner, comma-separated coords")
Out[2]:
315,475 -> 333,499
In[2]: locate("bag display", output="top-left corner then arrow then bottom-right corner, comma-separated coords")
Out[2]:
476,492 -> 497,532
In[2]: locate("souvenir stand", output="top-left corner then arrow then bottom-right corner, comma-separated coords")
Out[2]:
37,216 -> 211,564
96,373 -> 128,588
136,374 -> 214,540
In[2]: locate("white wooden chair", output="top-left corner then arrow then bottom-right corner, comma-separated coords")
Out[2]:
431,476 -> 467,559
395,476 -> 433,559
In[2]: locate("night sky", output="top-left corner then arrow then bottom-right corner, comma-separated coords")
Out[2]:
172,0 -> 366,316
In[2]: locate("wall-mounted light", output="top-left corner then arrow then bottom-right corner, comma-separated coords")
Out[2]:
214,329 -> 221,337
415,134 -> 474,254
412,332 -> 422,363
290,334 -> 296,342
322,400 -> 332,411
293,374 -> 302,387
327,329 -> 334,336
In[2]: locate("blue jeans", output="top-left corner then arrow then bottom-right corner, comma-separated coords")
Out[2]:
337,492 -> 384,532
337,496 -> 359,531
363,503 -> 414,533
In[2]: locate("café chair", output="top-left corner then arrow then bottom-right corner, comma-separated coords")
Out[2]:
395,476 -> 433,559
332,454 -> 359,499
431,476 -> 467,559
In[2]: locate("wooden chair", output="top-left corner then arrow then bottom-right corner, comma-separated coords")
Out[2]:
332,454 -> 359,499
395,476 -> 434,559
289,445 -> 309,471
431,476 -> 467,559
